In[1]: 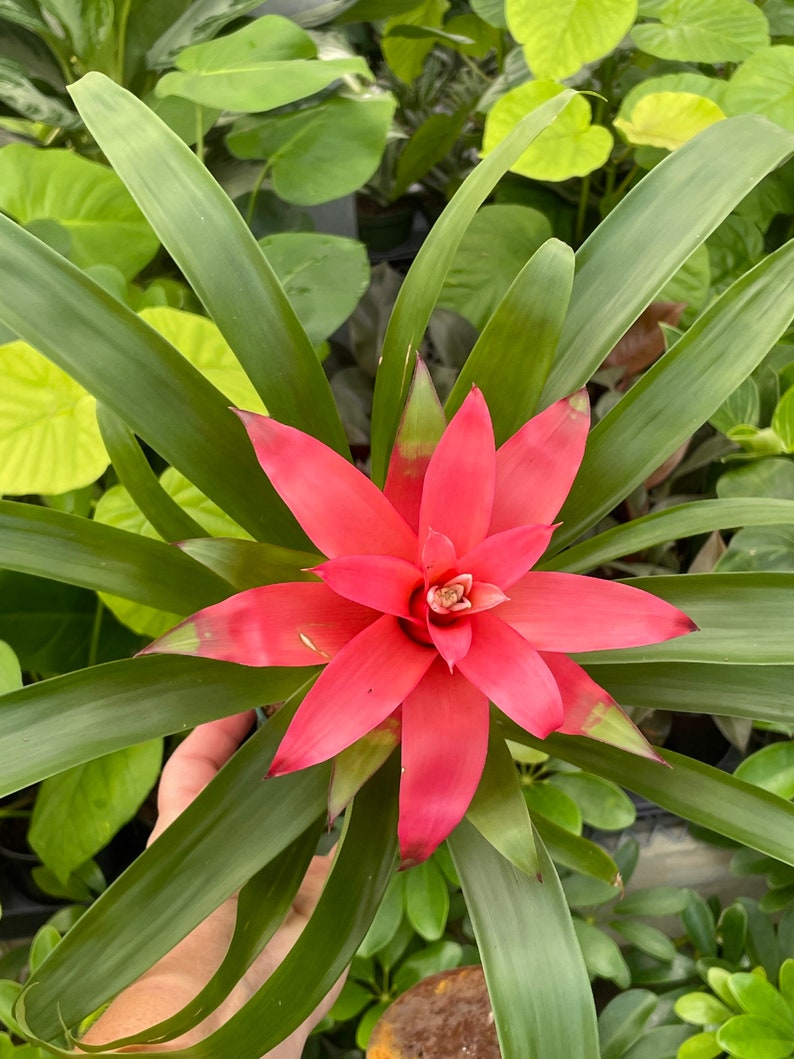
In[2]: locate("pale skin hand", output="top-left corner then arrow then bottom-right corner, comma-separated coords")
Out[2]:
80,711 -> 340,1057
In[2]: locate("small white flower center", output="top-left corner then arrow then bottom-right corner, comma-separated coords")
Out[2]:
427,574 -> 473,615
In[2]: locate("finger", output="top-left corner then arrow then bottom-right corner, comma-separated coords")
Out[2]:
150,711 -> 256,841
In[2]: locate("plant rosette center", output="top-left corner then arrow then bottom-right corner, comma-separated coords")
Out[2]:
144,371 -> 696,864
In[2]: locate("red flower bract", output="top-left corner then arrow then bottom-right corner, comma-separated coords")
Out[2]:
144,381 -> 696,865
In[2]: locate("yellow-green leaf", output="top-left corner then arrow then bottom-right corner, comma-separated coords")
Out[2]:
93,468 -> 250,636
482,82 -> 612,181
725,45 -> 794,133
631,0 -> 770,63
138,306 -> 266,414
507,0 -> 637,81
0,339 -> 108,495
614,91 -> 726,150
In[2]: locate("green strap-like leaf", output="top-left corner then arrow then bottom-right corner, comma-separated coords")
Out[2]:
91,819 -> 326,1046
507,723 -> 794,869
70,73 -> 349,457
96,405 -> 208,543
448,819 -> 599,1059
179,537 -> 323,591
466,723 -> 539,877
541,115 -> 794,406
0,500 -> 229,613
0,655 -> 314,795
446,238 -> 574,443
574,572 -> 794,665
532,813 -> 621,888
0,220 -> 301,545
542,498 -> 794,574
370,90 -> 575,485
16,701 -> 332,1043
584,661 -> 794,725
553,237 -> 794,551
92,757 -> 400,1057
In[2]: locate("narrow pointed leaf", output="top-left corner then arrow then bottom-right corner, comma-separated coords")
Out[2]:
69,73 -> 348,456
448,819 -> 599,1059
0,500 -> 230,613
585,661 -> 794,724
329,715 -> 401,820
506,723 -> 794,869
370,90 -> 576,485
541,115 -> 794,405
16,704 -> 332,1042
0,221 -> 299,544
92,758 -> 400,1056
446,239 -> 575,442
466,723 -> 539,877
96,404 -> 208,542
553,238 -> 794,551
0,656 -> 313,796
541,498 -> 794,574
573,573 -> 794,664
179,538 -> 323,591
87,819 -> 325,1045
384,359 -> 446,532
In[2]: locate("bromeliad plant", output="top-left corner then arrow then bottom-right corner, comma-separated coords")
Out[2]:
2,73 -> 794,1058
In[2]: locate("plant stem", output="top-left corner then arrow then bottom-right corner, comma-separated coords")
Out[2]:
574,172 -> 591,246
115,0 -> 133,84
245,163 -> 270,226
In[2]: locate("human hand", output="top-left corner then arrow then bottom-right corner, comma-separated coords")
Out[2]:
81,711 -> 339,1057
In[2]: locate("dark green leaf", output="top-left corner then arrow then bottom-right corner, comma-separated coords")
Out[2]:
0,500 -> 230,613
542,116 -> 794,406
598,990 -> 658,1059
404,857 -> 449,942
70,73 -> 349,457
370,90 -> 576,485
449,819 -> 599,1058
682,891 -> 718,957
146,0 -> 269,68
0,655 -> 312,795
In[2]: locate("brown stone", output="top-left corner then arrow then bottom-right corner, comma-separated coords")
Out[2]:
366,965 -> 501,1059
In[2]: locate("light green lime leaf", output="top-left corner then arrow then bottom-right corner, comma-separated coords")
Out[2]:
675,991 -> 733,1025
735,743 -> 794,799
0,144 -> 159,279
94,467 -> 250,636
436,203 -> 552,330
677,1030 -> 722,1058
382,0 -> 449,83
507,0 -> 637,81
0,339 -> 108,495
137,306 -> 266,413
482,82 -> 613,182
258,233 -> 369,344
618,72 -> 729,120
614,91 -> 726,151
724,45 -> 794,132
631,0 -> 771,62
0,639 -> 21,693
157,56 -> 370,112
728,971 -> 794,1035
227,91 -> 396,206
29,740 -> 163,884
173,12 -> 316,69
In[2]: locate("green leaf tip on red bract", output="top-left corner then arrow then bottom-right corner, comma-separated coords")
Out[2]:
144,366 -> 695,865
